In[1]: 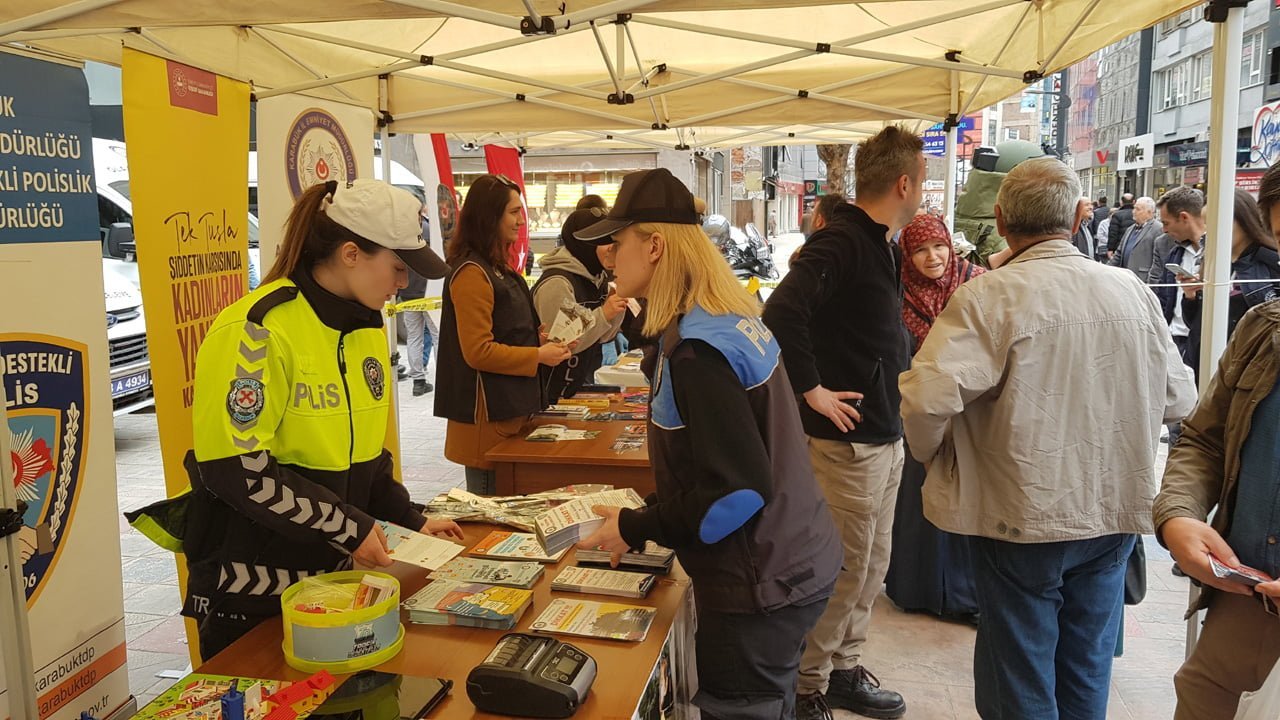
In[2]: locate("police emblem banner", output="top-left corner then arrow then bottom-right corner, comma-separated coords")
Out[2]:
0,51 -> 131,720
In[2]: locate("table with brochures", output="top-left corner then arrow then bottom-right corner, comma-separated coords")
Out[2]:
485,392 -> 654,497
198,522 -> 695,720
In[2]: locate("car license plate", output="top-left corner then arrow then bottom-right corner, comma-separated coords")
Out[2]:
111,370 -> 150,398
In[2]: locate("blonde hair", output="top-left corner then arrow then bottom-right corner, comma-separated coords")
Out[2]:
639,199 -> 760,336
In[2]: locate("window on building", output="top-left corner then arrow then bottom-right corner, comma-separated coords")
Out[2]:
1006,128 -> 1020,141
1192,52 -> 1212,102
1159,7 -> 1199,35
1242,29 -> 1265,88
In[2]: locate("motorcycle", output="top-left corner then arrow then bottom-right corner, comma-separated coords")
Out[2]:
701,215 -> 780,287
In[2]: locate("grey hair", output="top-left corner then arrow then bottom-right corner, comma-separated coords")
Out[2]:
1135,196 -> 1156,212
995,158 -> 1081,237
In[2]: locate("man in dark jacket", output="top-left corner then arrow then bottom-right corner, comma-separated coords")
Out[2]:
1091,195 -> 1109,236
1108,193 -> 1137,256
763,126 -> 922,720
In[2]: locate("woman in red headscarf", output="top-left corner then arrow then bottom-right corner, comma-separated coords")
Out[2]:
886,214 -> 986,620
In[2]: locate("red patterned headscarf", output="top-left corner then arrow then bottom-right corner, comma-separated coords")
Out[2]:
900,214 -> 984,351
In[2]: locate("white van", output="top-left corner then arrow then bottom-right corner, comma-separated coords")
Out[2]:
101,258 -> 153,415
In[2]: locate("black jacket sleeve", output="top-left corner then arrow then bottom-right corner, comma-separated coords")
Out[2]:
616,340 -> 773,550
196,451 -> 374,554
761,230 -> 847,394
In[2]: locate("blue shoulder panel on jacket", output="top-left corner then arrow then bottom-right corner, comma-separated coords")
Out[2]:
651,308 -> 781,430
698,488 -> 766,544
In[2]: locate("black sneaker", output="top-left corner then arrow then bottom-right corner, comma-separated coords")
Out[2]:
795,692 -> 834,720
828,666 -> 905,719
412,380 -> 433,396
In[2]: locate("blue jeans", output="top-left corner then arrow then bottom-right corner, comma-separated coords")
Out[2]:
970,533 -> 1135,720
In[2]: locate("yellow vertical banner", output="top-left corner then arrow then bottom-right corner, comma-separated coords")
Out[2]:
121,48 -> 250,661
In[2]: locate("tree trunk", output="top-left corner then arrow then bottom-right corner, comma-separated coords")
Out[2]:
817,144 -> 852,197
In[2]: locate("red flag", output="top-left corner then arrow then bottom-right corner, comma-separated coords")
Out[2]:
484,145 -> 529,273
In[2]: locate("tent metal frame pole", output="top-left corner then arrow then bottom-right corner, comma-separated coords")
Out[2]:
521,0 -> 543,27
959,2 -> 1035,117
380,0 -> 522,30
558,2 -> 658,31
0,378 -> 39,720
944,70 -> 960,231
1190,1 -> 1247,660
391,72 -> 631,121
664,65 -> 937,126
589,21 -> 626,100
254,59 -> 421,99
576,129 -> 677,151
1035,0 -> 1103,75
432,57 -> 608,102
3,26 -> 128,42
248,27 -> 361,103
0,0 -> 125,37
390,72 -> 653,129
616,23 -> 626,81
630,15 -> 1026,91
255,24 -> 423,61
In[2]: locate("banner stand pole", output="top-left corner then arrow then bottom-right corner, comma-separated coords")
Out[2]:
0,378 -> 41,720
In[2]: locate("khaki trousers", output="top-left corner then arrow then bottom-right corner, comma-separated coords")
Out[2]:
797,438 -> 904,695
1175,591 -> 1280,720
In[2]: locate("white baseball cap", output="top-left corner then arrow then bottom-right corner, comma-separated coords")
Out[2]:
323,178 -> 449,279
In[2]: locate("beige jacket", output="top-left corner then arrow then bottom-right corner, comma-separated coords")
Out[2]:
899,239 -> 1198,542
1153,301 -> 1280,613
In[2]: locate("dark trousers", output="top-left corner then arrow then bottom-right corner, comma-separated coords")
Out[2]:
465,467 -> 497,495
970,534 -> 1135,720
197,610 -> 272,662
694,592 -> 830,720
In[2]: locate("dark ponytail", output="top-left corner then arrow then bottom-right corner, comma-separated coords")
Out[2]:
263,180 -> 381,284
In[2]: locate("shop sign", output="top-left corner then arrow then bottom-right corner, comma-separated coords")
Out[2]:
1237,169 -> 1266,196
1252,100 -> 1280,166
1117,134 -> 1154,171
1169,141 -> 1210,167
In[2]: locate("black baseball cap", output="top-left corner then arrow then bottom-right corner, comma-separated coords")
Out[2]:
574,168 -> 699,243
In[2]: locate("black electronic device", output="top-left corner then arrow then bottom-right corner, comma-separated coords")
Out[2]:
466,633 -> 597,718
309,671 -> 451,719
972,146 -> 999,172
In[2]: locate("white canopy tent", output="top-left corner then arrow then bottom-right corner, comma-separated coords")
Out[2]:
0,2 -> 1249,717
3,0 -> 1200,149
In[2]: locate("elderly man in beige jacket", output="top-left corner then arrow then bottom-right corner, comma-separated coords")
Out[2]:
900,158 -> 1197,720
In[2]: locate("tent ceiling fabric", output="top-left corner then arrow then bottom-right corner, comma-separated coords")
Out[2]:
3,1 -> 1199,149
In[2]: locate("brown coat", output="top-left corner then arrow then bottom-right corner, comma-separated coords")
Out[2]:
442,264 -> 539,469
1153,300 -> 1280,614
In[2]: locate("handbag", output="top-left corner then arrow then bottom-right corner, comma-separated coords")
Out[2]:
1124,537 -> 1146,606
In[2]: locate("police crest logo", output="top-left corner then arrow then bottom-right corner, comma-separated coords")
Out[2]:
363,357 -> 385,400
227,377 -> 265,424
284,108 -> 358,200
1,334 -> 89,606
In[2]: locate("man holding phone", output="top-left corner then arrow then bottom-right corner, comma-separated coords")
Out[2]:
1154,188 -> 1207,369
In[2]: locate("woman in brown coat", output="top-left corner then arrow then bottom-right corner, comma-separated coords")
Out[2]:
434,174 -> 571,494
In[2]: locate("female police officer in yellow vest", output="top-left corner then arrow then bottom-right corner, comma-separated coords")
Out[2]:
184,178 -> 462,659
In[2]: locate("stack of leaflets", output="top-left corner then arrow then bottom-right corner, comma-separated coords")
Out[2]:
525,425 -> 601,442
422,486 -> 615,532
577,541 -> 675,574
585,410 -> 648,422
537,404 -> 592,419
611,423 -> 647,453
548,297 -> 597,344
551,566 -> 656,599
379,521 -> 464,571
534,488 -> 646,556
402,580 -> 533,629
558,393 -> 613,409
428,557 -> 545,589
530,598 -> 658,642
471,530 -> 569,563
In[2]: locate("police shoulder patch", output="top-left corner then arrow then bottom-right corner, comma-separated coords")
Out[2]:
227,377 -> 266,424
363,357 -> 385,400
